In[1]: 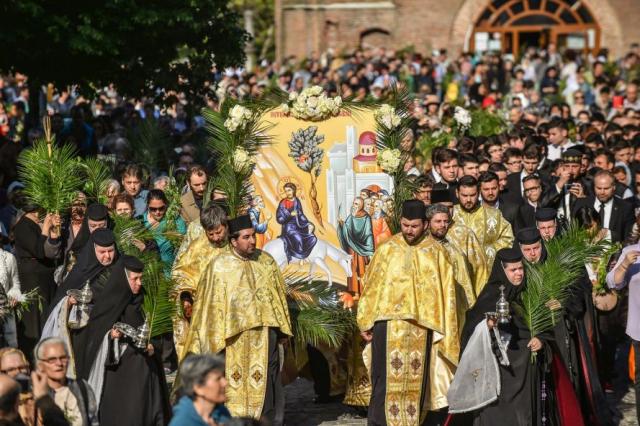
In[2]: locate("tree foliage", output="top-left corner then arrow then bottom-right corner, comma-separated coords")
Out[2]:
0,0 -> 250,107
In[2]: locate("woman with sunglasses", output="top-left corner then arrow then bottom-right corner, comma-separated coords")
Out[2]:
140,190 -> 186,375
140,189 -> 187,272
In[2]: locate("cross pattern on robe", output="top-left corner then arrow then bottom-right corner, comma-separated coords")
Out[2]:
410,357 -> 422,374
389,403 -> 400,417
390,354 -> 404,372
251,369 -> 263,383
406,404 -> 417,417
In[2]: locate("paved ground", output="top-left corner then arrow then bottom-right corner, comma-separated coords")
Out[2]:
284,378 -> 638,426
608,388 -> 638,426
284,378 -> 366,426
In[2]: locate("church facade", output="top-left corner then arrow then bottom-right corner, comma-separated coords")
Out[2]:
275,0 -> 640,61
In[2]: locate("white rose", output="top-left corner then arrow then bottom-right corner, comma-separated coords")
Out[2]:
334,96 -> 342,107
377,148 -> 401,172
224,117 -> 238,132
454,106 -> 471,128
280,103 -> 290,114
289,92 -> 298,101
233,147 -> 254,171
324,98 -> 335,111
306,96 -> 318,108
310,86 -> 323,96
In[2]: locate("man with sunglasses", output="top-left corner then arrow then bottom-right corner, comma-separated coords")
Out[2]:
35,337 -> 98,426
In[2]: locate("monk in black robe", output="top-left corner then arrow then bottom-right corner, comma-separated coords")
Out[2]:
75,255 -> 169,426
517,225 -> 612,426
49,228 -> 119,312
41,228 -> 120,377
14,204 -> 60,358
57,203 -> 110,281
460,248 -> 551,426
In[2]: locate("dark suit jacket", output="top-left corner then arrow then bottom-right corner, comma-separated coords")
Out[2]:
504,172 -> 525,204
515,203 -> 537,232
545,176 -> 593,215
573,196 -> 635,243
498,199 -> 519,229
504,172 -> 552,205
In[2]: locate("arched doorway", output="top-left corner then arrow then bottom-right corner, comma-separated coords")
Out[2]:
471,0 -> 600,57
360,28 -> 391,50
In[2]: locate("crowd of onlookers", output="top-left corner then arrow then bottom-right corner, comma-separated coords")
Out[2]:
0,41 -> 639,424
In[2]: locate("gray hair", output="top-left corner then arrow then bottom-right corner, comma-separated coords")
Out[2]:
34,337 -> 68,363
200,203 -> 228,231
152,176 -> 171,189
105,179 -> 121,193
425,204 -> 450,222
179,354 -> 225,398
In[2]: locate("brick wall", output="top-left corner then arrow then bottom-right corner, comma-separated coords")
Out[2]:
276,0 -> 637,61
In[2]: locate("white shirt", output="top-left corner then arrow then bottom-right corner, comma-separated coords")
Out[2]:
594,198 -> 614,240
557,191 -> 572,219
519,170 -> 535,196
0,250 -> 20,298
547,140 -> 576,161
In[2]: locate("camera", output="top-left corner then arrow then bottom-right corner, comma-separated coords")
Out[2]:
14,373 -> 32,393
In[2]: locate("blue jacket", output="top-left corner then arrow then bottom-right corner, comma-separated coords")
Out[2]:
168,396 -> 232,425
141,213 -> 186,270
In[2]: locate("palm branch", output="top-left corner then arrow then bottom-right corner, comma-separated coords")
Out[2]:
512,265 -> 554,363
111,213 -> 156,256
468,109 -> 508,137
515,222 -> 612,362
416,130 -> 454,164
17,138 -> 83,215
283,273 -> 356,349
291,306 -> 355,349
374,85 -> 414,153
163,168 -> 184,223
594,241 -> 620,295
368,85 -> 417,233
141,258 -> 175,338
80,157 -> 113,204
112,213 -> 174,337
545,221 -> 611,267
203,105 -> 273,217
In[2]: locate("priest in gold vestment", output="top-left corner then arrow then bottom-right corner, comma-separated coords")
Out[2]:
181,215 -> 292,424
357,200 -> 461,426
431,188 -> 488,298
171,203 -> 229,359
425,204 -> 476,325
453,176 -> 513,274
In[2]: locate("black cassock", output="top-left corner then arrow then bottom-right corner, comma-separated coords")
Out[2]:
554,273 -> 613,426
99,299 -> 169,426
13,215 -> 57,357
75,258 -> 170,426
456,261 -> 552,426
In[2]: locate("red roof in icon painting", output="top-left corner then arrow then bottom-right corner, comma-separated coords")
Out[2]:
354,154 -> 376,161
359,131 -> 376,145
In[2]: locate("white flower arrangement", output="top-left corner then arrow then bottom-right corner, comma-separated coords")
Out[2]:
377,148 -> 402,173
232,147 -> 255,172
224,105 -> 253,132
374,104 -> 402,130
453,106 -> 472,130
282,86 -> 342,121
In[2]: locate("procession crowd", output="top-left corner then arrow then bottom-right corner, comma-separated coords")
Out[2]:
0,40 -> 639,426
